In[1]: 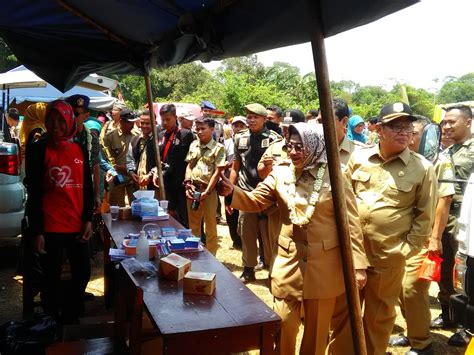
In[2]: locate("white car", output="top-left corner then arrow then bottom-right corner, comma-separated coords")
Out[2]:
0,118 -> 24,238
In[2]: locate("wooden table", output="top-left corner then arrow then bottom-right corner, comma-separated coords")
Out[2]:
101,213 -> 280,354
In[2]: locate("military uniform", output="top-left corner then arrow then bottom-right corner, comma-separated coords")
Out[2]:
345,145 -> 437,355
439,138 -> 474,310
234,127 -> 280,269
399,153 -> 455,349
102,128 -> 137,206
185,139 -> 226,255
231,164 -> 368,355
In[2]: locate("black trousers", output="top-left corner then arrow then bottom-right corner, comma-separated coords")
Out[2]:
225,208 -> 241,247
165,184 -> 188,228
42,233 -> 91,321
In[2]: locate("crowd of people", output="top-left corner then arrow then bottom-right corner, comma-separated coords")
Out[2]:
10,93 -> 473,354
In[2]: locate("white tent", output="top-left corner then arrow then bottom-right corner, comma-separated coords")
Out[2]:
0,66 -> 118,111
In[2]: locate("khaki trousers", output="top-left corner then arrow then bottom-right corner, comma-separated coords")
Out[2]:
108,181 -> 135,207
239,211 -> 270,268
273,294 -> 353,355
186,190 -> 218,255
399,248 -> 432,350
361,265 -> 405,355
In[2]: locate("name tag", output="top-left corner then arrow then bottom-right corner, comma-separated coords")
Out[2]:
238,137 -> 248,149
174,139 -> 180,145
261,138 -> 269,148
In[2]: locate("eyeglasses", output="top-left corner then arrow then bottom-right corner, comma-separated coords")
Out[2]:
286,141 -> 304,153
383,123 -> 414,134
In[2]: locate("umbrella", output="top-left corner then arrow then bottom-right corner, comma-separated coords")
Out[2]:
0,1 -> 419,353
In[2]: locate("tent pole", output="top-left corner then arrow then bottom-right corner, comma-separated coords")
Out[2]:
144,71 -> 165,200
305,1 -> 367,354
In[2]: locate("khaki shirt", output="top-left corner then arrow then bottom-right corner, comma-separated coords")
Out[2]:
102,129 -> 137,167
185,139 -> 226,185
258,138 -> 289,168
445,138 -> 474,206
232,164 -> 368,300
346,146 -> 437,267
339,135 -> 365,169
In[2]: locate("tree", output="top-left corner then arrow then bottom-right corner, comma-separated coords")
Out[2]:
437,73 -> 474,104
0,38 -> 19,72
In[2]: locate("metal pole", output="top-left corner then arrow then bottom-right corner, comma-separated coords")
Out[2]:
144,71 -> 165,200
305,1 -> 367,354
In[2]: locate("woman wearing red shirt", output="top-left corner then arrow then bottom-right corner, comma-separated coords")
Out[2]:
25,100 -> 93,323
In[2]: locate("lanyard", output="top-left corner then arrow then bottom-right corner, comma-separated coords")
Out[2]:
162,131 -> 176,162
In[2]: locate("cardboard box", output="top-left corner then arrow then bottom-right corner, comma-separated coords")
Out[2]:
159,253 -> 191,281
183,271 -> 216,296
118,206 -> 131,220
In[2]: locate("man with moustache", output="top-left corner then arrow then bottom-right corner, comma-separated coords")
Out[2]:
346,102 -> 437,355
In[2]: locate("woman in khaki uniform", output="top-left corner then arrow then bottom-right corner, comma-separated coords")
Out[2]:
220,123 -> 368,355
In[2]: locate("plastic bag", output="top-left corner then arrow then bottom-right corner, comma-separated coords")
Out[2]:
418,254 -> 443,282
121,258 -> 158,279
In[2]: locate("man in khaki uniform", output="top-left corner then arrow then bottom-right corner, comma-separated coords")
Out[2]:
346,103 -> 437,355
390,116 -> 454,355
220,123 -> 368,354
184,117 -> 226,255
102,109 -> 138,206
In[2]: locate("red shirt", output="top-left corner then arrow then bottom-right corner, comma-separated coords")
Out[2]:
42,141 -> 84,233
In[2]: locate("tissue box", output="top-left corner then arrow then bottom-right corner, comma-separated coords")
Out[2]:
185,237 -> 200,249
161,227 -> 177,238
119,206 -> 131,220
170,239 -> 185,250
159,253 -> 191,281
183,271 -> 216,296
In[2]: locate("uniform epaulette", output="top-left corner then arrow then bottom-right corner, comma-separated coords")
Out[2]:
353,140 -> 368,147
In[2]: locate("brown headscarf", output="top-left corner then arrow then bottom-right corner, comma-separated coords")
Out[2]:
288,122 -> 327,170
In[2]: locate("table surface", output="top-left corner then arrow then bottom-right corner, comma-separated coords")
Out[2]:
102,213 -> 280,335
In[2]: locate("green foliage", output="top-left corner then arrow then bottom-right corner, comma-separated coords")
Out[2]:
0,38 -> 19,72
437,73 -> 474,104
101,56 -> 473,122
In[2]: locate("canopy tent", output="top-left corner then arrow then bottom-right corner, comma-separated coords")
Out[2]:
0,66 -> 118,111
0,2 -> 419,353
0,0 -> 416,92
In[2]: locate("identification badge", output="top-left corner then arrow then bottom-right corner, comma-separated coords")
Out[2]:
174,139 -> 180,145
261,138 -> 269,148
238,137 -> 248,149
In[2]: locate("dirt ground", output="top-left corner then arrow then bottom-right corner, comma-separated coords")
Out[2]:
0,222 -> 467,354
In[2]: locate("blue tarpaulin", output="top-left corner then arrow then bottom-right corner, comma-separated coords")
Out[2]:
0,0 -> 417,92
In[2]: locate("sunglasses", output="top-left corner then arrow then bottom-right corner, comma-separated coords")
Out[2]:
286,141 -> 304,153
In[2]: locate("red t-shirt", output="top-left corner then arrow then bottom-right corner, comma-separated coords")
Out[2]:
42,141 -> 84,233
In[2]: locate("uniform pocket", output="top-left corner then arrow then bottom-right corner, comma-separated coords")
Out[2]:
351,170 -> 371,193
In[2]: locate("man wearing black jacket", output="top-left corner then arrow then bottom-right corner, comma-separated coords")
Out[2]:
153,104 -> 195,227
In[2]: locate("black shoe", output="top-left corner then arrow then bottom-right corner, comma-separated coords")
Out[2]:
405,344 -> 433,355
447,329 -> 470,347
240,267 -> 256,283
231,242 -> 242,250
389,334 -> 410,347
430,314 -> 455,329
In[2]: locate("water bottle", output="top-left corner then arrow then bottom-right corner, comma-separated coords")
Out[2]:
136,230 -> 149,262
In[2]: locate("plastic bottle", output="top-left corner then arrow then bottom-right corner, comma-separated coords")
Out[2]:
136,230 -> 149,262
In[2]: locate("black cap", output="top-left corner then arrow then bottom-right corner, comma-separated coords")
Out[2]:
120,108 -> 139,122
66,94 -> 90,109
7,108 -> 20,120
379,102 -> 416,123
281,109 -> 305,126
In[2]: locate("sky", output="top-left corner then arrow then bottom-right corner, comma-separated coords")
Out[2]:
204,0 -> 474,91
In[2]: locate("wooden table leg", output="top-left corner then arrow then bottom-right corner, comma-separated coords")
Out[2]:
261,322 -> 279,355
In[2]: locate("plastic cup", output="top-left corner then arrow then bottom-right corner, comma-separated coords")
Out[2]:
159,200 -> 169,213
110,205 -> 119,221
